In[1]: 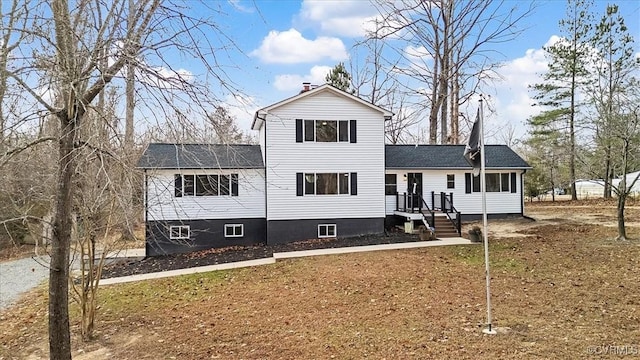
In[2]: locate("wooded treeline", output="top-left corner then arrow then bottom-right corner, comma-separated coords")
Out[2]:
520,0 -> 640,239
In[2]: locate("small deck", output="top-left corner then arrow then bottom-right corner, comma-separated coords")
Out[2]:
390,192 -> 462,237
393,210 -> 450,220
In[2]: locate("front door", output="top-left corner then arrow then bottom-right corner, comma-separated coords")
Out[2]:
407,173 -> 423,209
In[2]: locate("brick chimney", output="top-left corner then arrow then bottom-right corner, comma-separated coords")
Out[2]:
302,82 -> 311,92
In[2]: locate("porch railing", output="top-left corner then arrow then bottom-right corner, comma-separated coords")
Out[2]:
432,191 -> 461,236
395,192 -> 435,228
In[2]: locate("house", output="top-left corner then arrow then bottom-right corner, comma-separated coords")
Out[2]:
385,144 -> 530,221
252,83 -> 392,245
138,84 -> 531,255
138,144 -> 266,256
620,171 -> 640,195
574,171 -> 640,199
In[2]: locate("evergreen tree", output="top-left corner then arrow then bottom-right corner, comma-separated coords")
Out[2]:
530,0 -> 594,200
325,62 -> 355,94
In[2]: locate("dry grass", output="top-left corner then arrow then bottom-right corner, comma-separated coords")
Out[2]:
1,202 -> 640,359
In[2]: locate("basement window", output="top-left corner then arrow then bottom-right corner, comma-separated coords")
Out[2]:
224,224 -> 244,238
169,225 -> 190,240
318,224 -> 337,238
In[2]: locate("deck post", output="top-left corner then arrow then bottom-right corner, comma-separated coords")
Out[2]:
431,191 -> 434,210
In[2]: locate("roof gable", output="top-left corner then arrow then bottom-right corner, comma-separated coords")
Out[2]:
137,143 -> 264,169
385,145 -> 530,169
252,84 -> 392,130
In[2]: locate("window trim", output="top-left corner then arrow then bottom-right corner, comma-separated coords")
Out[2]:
446,174 -> 455,189
385,174 -> 397,195
174,173 -> 239,197
300,119 -> 352,142
318,224 -> 337,238
169,225 -> 190,240
467,172 -> 512,193
224,224 -> 244,238
298,172 -> 355,196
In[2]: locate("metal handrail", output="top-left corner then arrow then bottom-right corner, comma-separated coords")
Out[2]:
442,194 -> 461,235
421,196 -> 435,229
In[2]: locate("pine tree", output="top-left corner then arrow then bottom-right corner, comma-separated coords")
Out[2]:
325,62 -> 354,94
530,0 -> 594,200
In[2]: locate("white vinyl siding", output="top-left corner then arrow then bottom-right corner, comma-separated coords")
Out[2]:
146,168 -> 265,221
385,169 -> 524,215
264,90 -> 385,220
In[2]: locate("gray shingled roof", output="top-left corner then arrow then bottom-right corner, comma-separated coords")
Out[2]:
137,143 -> 264,169
385,145 -> 530,169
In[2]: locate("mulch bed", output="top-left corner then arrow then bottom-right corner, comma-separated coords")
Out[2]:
101,229 -> 425,279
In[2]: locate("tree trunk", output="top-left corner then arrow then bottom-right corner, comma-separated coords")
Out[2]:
439,0 -> 451,144
49,115 -> 76,360
429,32 -> 440,144
603,147 -> 611,198
616,193 -> 626,240
449,69 -> 459,144
569,70 -> 577,200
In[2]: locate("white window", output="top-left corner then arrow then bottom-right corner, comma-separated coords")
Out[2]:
169,225 -> 190,240
318,224 -> 337,238
304,120 -> 349,142
304,173 -> 351,195
224,224 -> 244,238
174,173 -> 238,197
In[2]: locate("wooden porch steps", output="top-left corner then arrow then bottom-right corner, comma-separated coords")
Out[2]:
431,215 -> 460,238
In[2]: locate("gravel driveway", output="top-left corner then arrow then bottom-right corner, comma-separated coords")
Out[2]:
0,256 -> 50,310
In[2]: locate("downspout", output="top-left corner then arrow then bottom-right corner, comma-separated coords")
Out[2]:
264,118 -> 268,245
520,170 -> 525,216
144,169 -> 149,257
255,113 -> 268,245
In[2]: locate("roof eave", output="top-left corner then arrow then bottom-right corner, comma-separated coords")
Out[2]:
384,166 -> 532,170
257,84 -> 393,117
137,166 -> 265,170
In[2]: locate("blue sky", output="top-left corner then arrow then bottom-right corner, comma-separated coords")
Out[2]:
194,0 -> 640,142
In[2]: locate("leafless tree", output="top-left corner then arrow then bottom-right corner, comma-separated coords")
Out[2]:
370,0 -> 534,144
0,0 -> 244,358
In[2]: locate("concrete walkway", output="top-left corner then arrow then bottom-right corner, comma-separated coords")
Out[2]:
100,237 -> 474,286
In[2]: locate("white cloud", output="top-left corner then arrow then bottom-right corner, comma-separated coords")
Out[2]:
250,28 -> 348,64
273,65 -> 332,91
490,40 -> 552,140
228,0 -> 254,13
297,0 -> 380,37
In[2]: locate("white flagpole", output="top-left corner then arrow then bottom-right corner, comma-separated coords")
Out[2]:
479,96 -> 496,335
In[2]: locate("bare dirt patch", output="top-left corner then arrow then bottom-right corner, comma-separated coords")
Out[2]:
0,244 -> 36,262
2,201 -> 640,359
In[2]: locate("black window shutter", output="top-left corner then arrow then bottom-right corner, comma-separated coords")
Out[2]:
349,120 -> 357,143
231,174 -> 239,196
473,175 -> 480,192
174,174 -> 183,197
511,172 -> 517,193
350,172 -> 357,195
296,173 -> 304,196
465,173 -> 471,194
295,119 -> 303,143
